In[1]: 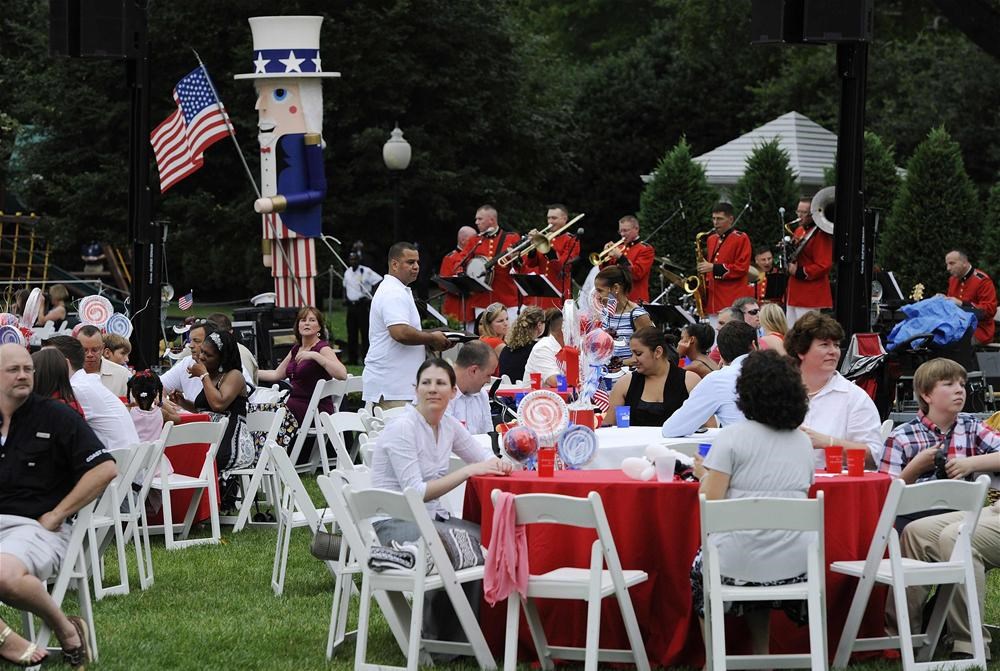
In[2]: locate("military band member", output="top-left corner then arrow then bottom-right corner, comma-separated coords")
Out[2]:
457,205 -> 520,321
944,249 -> 997,345
521,204 -> 581,309
786,197 -> 833,326
439,225 -> 477,321
697,203 -> 753,328
599,215 -> 655,303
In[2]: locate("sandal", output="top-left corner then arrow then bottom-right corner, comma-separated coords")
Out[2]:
0,624 -> 47,667
62,616 -> 92,670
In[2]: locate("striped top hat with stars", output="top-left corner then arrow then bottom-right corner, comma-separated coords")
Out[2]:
234,16 -> 341,80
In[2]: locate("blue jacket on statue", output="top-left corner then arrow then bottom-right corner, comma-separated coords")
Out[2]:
275,132 -> 325,238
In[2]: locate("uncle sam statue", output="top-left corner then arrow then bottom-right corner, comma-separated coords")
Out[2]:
235,16 -> 339,307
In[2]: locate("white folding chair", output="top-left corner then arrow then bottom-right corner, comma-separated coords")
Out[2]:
319,411 -> 369,472
19,501 -> 99,664
358,407 -> 379,433
490,489 -> 649,671
288,378 -> 346,473
223,406 -> 287,532
315,470 -> 372,659
880,419 -> 894,443
373,405 -> 408,424
267,444 -> 337,596
342,484 -> 496,671
86,442 -> 153,599
344,373 -> 364,396
148,419 -> 228,550
699,493 -> 827,671
831,475 -> 991,671
123,424 -> 172,590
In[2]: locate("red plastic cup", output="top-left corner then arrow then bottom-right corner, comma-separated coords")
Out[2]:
824,445 -> 843,474
846,448 -> 866,477
537,447 -> 556,477
570,408 -> 595,428
530,372 -> 542,390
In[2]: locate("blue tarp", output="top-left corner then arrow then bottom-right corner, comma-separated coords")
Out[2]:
886,295 -> 977,350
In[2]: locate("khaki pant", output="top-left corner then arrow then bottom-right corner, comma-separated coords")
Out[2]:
886,502 -> 1000,657
375,398 -> 410,411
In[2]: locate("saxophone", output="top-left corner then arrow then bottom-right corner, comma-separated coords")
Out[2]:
681,231 -> 712,319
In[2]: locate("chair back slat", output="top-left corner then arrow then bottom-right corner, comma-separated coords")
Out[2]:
245,407 -> 283,434
162,418 -> 227,482
317,474 -> 371,564
895,476 -> 990,517
492,490 -> 599,529
344,485 -> 415,523
700,496 -> 825,534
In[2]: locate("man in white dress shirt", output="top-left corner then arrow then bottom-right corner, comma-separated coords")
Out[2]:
524,309 -> 564,387
76,324 -> 130,397
661,321 -> 757,437
363,242 -> 453,409
42,336 -> 139,450
446,340 -> 497,434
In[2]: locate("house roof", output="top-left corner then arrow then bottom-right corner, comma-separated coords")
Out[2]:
691,111 -> 837,191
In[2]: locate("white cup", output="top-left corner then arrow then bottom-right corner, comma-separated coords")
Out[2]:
654,455 -> 676,483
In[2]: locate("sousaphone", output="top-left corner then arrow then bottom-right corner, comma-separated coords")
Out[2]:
789,187 -> 835,262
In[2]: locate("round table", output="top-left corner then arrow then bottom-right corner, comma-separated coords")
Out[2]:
464,469 -> 892,667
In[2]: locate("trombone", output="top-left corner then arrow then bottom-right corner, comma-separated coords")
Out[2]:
589,237 -> 627,266
496,213 -> 585,267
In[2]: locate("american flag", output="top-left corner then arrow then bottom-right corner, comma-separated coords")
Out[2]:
602,293 -> 618,326
177,291 -> 194,311
592,388 -> 610,412
150,66 -> 231,193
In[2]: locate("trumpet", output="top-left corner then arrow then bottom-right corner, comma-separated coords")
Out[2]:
589,237 -> 627,266
496,213 -> 585,267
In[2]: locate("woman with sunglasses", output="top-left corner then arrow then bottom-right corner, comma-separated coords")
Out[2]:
606,327 -> 699,426
478,302 -> 509,356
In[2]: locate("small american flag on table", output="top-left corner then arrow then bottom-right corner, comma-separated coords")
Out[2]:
150,65 -> 231,193
177,291 -> 194,311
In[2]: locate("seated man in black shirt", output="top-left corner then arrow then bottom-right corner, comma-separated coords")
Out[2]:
0,343 -> 116,668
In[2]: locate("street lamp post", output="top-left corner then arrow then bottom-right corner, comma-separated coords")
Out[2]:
382,124 -> 411,241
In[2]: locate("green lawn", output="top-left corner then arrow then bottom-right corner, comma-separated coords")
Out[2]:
3,474 -> 998,670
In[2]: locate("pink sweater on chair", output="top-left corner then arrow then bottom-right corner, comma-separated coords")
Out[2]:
484,491 -> 529,606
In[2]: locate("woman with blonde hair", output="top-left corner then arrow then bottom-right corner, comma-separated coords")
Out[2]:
498,306 -> 545,383
478,302 -> 509,355
758,303 -> 787,355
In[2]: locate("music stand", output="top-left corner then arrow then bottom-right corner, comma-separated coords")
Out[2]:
511,273 -> 561,303
762,272 -> 788,302
643,303 -> 696,332
437,274 -> 492,327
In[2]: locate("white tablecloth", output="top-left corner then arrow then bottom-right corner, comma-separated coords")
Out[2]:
473,426 -> 721,470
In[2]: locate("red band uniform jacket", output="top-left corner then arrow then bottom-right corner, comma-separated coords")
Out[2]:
947,267 -> 997,344
458,230 -> 520,320
786,225 -> 833,309
521,233 -> 581,309
703,229 -> 752,314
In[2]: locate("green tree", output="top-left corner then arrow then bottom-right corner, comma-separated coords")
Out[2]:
882,127 -> 980,294
730,139 -> 799,256
983,179 -> 1000,278
638,137 -> 717,271
823,131 -> 901,266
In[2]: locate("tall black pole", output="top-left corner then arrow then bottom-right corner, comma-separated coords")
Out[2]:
126,5 -> 160,368
832,41 -> 870,340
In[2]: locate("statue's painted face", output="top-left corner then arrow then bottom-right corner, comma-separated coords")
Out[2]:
255,80 -> 306,145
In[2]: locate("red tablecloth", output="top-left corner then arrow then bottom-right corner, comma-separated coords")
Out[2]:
464,469 -> 892,667
148,415 -> 218,526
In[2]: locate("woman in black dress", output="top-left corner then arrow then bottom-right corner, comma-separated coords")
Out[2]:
188,329 -> 249,472
606,327 -> 701,426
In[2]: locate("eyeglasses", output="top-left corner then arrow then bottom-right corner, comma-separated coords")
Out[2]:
744,308 -> 760,316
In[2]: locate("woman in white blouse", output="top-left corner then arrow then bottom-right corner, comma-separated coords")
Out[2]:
370,357 -> 510,642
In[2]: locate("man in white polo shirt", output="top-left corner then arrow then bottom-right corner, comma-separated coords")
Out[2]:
363,242 -> 453,409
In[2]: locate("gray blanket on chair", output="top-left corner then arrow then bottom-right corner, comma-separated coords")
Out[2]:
369,517 -> 485,573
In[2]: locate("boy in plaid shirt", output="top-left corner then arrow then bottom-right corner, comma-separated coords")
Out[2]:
880,358 -> 1000,484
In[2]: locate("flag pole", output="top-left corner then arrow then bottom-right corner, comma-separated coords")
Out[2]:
192,49 -> 261,199
190,49 -> 308,308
